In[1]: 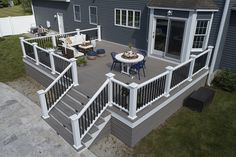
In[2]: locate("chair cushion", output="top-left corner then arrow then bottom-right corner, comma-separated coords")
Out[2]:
96,49 -> 105,54
87,51 -> 97,56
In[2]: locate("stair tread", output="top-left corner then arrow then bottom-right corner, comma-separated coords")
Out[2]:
88,125 -> 99,135
45,117 -> 73,145
61,95 -> 83,112
56,101 -> 76,117
74,86 -> 92,98
49,108 -> 72,131
101,110 -> 111,118
68,89 -> 89,105
95,117 -> 105,126
82,134 -> 92,143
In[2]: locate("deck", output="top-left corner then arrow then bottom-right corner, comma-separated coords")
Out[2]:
77,40 -> 176,97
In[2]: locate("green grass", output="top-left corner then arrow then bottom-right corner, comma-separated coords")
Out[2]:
0,5 -> 31,17
134,89 -> 236,157
0,35 -> 25,82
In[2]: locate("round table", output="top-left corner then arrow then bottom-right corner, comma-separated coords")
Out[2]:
115,53 -> 144,75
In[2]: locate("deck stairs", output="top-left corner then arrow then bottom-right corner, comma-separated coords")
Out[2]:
45,86 -> 111,151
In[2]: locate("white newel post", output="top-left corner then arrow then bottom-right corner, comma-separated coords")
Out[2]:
70,114 -> 82,149
205,46 -> 214,69
37,90 -> 49,119
106,73 -> 115,106
51,34 -> 57,48
97,25 -> 101,41
32,42 -> 39,65
70,58 -> 79,86
49,50 -> 56,74
188,55 -> 197,81
128,83 -> 138,120
76,28 -> 80,36
19,37 -> 26,58
165,66 -> 174,97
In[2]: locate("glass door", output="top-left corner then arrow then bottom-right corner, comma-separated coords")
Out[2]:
153,18 -> 186,61
165,20 -> 185,60
153,19 -> 168,56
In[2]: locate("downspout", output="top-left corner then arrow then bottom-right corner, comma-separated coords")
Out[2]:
207,0 -> 231,85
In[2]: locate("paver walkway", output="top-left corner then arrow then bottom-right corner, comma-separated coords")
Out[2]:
0,82 -> 95,157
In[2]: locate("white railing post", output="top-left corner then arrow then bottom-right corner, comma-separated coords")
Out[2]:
106,73 -> 115,106
49,50 -> 56,74
69,114 -> 82,149
205,46 -> 214,69
128,83 -> 138,120
164,66 -> 174,97
188,55 -> 197,82
70,58 -> 79,86
76,28 -> 80,36
97,25 -> 101,41
32,42 -> 39,65
19,37 -> 26,58
51,34 -> 57,48
37,90 -> 49,119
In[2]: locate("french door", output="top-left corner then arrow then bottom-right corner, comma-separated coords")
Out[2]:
153,17 -> 186,61
57,13 -> 65,34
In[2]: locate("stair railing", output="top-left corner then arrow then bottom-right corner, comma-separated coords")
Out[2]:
37,58 -> 78,119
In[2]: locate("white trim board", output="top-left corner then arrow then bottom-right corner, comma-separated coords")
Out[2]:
108,71 -> 209,128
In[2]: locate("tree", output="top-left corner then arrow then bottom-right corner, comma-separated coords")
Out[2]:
20,0 -> 32,13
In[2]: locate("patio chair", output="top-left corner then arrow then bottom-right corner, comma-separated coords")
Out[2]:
131,60 -> 146,80
137,50 -> 147,68
111,52 -> 121,71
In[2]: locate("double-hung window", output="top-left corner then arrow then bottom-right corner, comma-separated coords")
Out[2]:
115,8 -> 141,29
89,6 -> 98,25
73,5 -> 81,22
192,20 -> 210,50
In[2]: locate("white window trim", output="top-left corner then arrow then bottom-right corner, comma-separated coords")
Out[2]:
73,5 -> 81,22
114,8 -> 141,29
89,6 -> 98,25
192,13 -> 214,51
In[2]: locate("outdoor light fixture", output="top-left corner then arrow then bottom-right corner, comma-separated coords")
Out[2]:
167,10 -> 173,16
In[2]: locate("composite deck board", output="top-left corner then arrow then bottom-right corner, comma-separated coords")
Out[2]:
55,101 -> 75,117
45,117 -> 74,145
73,86 -> 93,98
88,125 -> 99,135
67,89 -> 89,105
82,134 -> 92,143
49,108 -> 72,131
95,117 -> 105,126
101,110 -> 111,118
61,95 -> 84,112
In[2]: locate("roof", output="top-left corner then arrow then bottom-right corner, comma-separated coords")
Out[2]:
148,0 -> 219,10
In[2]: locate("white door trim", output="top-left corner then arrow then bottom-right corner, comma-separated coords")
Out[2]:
57,13 -> 65,34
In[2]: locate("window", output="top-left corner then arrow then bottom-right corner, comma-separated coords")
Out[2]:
73,5 -> 81,22
89,6 -> 98,25
114,9 -> 141,29
192,20 -> 209,49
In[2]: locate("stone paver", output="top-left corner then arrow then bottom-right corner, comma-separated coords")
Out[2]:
0,82 -> 95,157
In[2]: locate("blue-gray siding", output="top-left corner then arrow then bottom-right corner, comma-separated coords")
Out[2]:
220,10 -> 236,71
32,0 -> 149,50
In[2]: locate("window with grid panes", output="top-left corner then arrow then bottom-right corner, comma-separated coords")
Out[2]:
192,20 -> 209,49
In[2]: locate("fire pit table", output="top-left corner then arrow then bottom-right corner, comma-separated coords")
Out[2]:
115,53 -> 144,75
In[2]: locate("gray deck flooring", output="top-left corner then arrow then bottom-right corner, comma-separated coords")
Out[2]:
77,40 -> 176,97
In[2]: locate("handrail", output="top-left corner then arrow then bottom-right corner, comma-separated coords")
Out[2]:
35,45 -> 50,53
138,71 -> 169,88
75,79 -> 110,120
55,31 -> 77,36
26,35 -> 51,41
44,63 -> 72,93
22,39 -> 33,45
111,78 -> 129,88
80,27 -> 98,32
52,52 -> 71,63
195,49 -> 210,58
172,59 -> 192,71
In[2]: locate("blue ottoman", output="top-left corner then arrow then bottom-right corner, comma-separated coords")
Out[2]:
87,50 -> 97,60
96,49 -> 106,57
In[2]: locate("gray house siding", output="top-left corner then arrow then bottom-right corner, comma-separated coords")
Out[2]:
219,10 -> 236,71
32,0 -> 149,50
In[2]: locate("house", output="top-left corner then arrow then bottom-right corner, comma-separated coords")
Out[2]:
20,0 -> 236,153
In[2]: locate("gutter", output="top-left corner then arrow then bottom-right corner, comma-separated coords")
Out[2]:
207,0 -> 231,86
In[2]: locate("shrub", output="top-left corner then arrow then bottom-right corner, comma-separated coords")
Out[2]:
2,0 -> 8,7
20,0 -> 32,13
13,0 -> 21,5
213,69 -> 236,92
76,56 -> 87,66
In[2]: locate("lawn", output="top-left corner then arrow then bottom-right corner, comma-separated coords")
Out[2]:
0,35 -> 25,82
0,5 -> 31,17
134,89 -> 236,157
